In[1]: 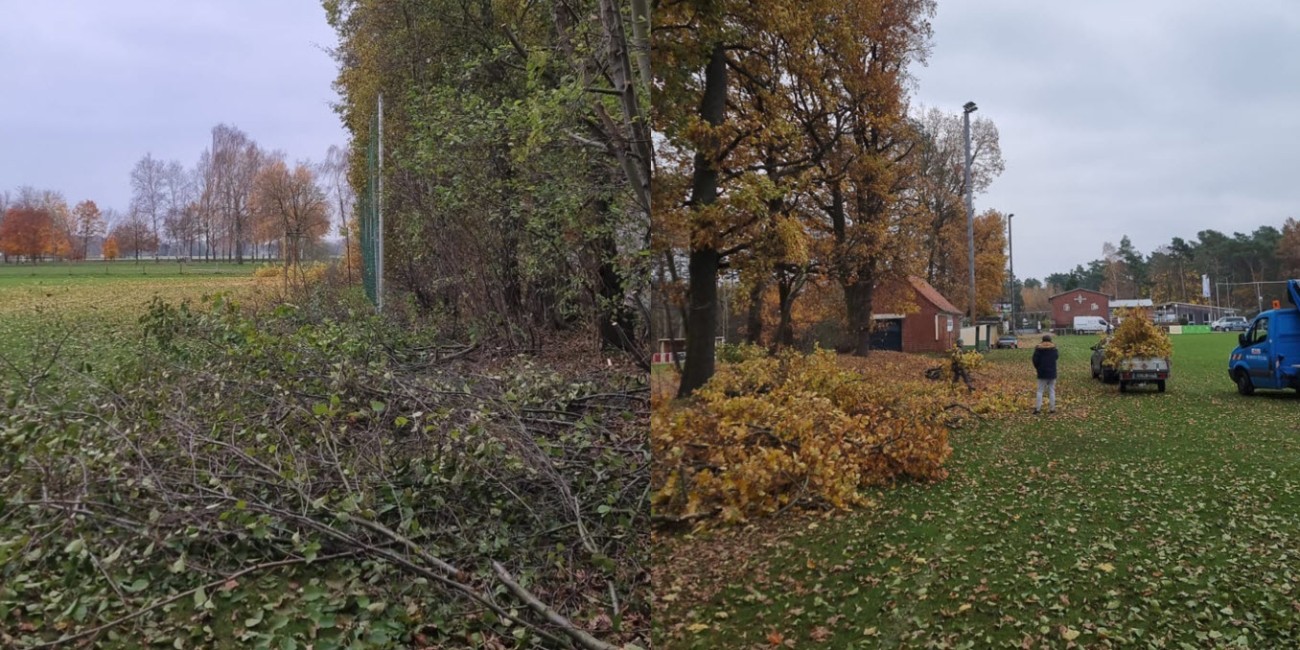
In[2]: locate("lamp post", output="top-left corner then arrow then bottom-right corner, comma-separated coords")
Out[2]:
963,101 -> 978,323
1007,212 -> 1015,332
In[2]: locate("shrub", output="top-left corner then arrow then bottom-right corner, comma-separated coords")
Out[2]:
252,263 -> 282,278
716,341 -> 768,364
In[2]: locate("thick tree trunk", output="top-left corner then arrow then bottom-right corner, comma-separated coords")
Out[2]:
776,270 -> 801,349
843,278 -> 875,356
744,277 -> 765,344
679,248 -> 720,396
826,183 -> 878,356
676,43 -> 728,398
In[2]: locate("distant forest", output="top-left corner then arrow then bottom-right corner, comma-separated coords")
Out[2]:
1031,219 -> 1300,316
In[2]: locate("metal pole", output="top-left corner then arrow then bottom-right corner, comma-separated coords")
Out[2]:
963,101 -> 978,322
1007,213 -> 1014,332
376,93 -> 384,313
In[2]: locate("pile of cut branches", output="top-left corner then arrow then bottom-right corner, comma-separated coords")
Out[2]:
652,348 -> 952,524
1103,308 -> 1173,366
0,294 -> 648,649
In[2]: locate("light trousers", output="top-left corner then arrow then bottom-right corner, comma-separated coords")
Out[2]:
1036,379 -> 1056,410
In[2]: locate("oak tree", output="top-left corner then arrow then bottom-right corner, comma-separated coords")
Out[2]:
72,200 -> 104,260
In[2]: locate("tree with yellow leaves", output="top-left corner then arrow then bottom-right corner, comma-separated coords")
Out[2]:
656,0 -> 940,394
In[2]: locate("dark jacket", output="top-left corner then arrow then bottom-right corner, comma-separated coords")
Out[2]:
1032,342 -> 1059,380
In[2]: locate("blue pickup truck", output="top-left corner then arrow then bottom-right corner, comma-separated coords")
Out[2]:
1228,279 -> 1300,395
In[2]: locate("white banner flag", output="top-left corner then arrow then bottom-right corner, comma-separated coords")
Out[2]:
1202,274 -> 1210,298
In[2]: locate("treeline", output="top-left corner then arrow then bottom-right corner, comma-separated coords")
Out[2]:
1041,222 -> 1300,314
655,0 -> 1010,396
0,188 -> 108,262
0,126 -> 350,266
323,0 -> 650,360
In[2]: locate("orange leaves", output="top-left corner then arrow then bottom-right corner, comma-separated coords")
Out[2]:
102,235 -> 120,261
1103,308 -> 1172,366
0,207 -> 59,261
71,200 -> 104,260
652,348 -> 954,523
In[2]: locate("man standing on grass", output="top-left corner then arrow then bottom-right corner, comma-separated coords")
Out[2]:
1032,334 -> 1058,414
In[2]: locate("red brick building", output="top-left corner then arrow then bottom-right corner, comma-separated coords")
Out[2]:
1049,288 -> 1111,328
872,276 -> 962,353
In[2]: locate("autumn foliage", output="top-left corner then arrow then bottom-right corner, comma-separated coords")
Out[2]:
102,235 -> 120,261
1103,308 -> 1173,366
0,207 -> 65,261
653,348 -> 955,522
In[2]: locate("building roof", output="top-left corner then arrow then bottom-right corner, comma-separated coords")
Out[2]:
1109,299 -> 1153,308
909,276 -> 962,315
1156,302 -> 1238,311
1048,287 -> 1111,301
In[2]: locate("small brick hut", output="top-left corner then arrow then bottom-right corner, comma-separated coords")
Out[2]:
1049,288 -> 1111,329
872,276 -> 962,353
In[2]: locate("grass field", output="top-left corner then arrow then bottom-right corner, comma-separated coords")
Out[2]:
0,260 -> 263,382
656,333 -> 1300,648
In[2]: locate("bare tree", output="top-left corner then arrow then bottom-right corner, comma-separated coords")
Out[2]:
110,207 -> 160,261
159,160 -> 195,257
322,145 -> 355,282
210,124 -> 263,264
130,153 -> 167,260
194,150 -> 219,260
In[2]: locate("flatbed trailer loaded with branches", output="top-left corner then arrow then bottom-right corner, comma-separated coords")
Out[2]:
1100,309 -> 1173,393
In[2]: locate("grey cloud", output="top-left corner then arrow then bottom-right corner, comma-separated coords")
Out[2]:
0,1 -> 345,213
912,0 -> 1300,281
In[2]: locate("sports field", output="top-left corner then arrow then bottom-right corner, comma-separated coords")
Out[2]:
656,333 -> 1300,648
0,261 -> 263,378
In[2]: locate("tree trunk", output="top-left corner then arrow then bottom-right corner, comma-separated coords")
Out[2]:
593,203 -> 646,367
744,277 -> 765,344
676,42 -> 728,398
776,269 -> 802,349
679,248 -> 720,396
841,278 -> 873,356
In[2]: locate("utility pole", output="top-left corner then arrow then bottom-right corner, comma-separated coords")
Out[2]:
963,101 -> 978,323
377,93 -> 384,313
1007,213 -> 1015,332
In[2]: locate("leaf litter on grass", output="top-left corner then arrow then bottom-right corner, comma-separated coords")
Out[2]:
655,334 -> 1300,648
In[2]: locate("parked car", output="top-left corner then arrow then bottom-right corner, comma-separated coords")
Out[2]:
1074,316 -> 1111,334
994,335 -> 1019,349
1090,338 -> 1118,383
1212,316 -> 1249,332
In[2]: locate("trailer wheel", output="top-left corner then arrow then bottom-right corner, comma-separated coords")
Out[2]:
1119,381 -> 1128,393
1157,380 -> 1166,393
1235,370 -> 1255,396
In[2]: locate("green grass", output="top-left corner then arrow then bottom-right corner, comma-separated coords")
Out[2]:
659,334 -> 1300,648
0,259 -> 258,284
0,260 -> 264,385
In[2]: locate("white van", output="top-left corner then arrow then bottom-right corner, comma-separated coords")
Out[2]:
1074,316 -> 1111,333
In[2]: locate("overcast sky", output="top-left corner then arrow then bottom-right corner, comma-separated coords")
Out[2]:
0,1 -> 345,215
912,0 -> 1300,282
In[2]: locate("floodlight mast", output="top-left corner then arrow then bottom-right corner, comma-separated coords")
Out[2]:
963,101 -> 978,323
1007,213 -> 1015,331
